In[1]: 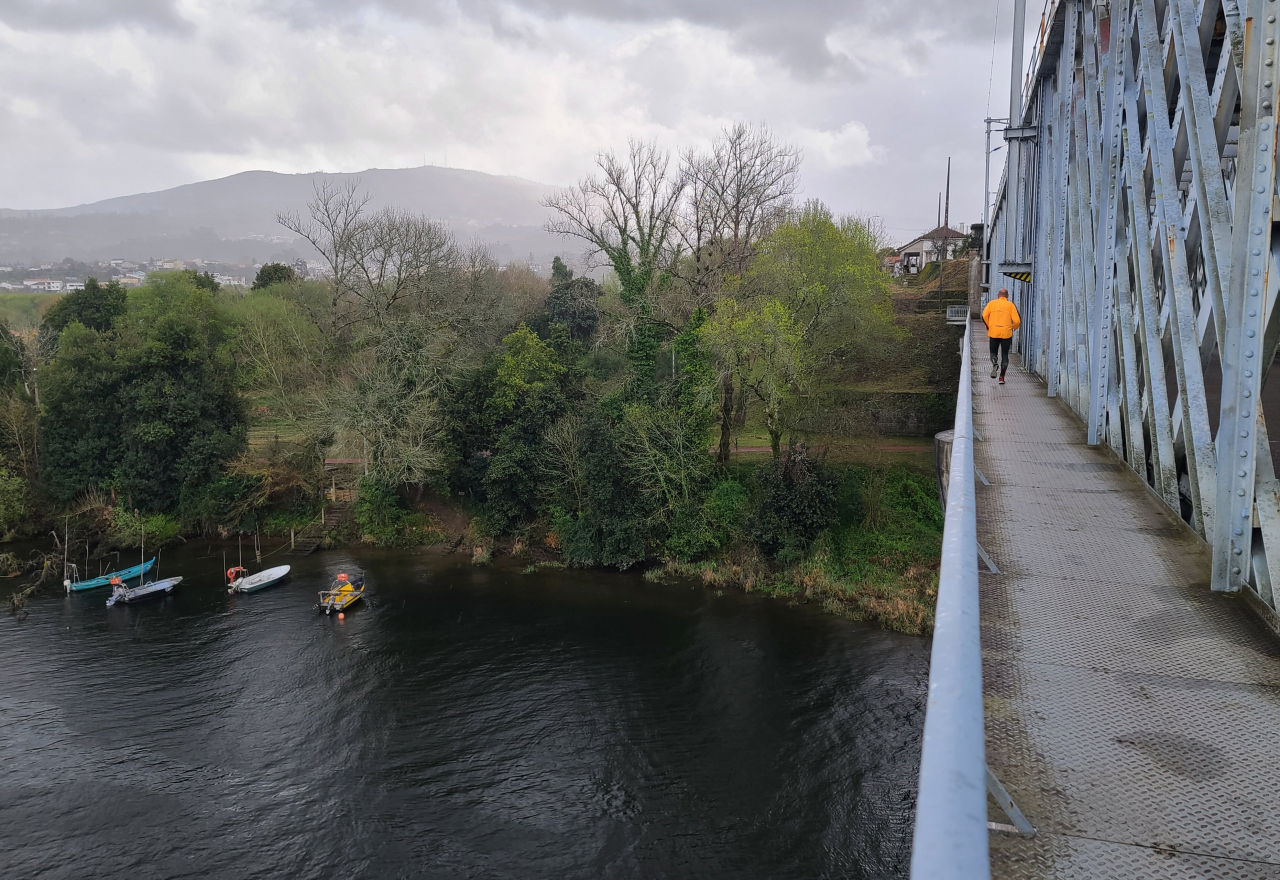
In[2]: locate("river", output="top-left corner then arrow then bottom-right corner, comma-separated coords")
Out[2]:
1,542 -> 928,879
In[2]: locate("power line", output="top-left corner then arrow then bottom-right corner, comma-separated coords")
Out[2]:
985,0 -> 1004,122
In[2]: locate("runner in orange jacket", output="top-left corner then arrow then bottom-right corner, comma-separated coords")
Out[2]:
982,288 -> 1021,385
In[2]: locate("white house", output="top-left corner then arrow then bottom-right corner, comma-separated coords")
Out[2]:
893,226 -> 967,276
23,279 -> 63,292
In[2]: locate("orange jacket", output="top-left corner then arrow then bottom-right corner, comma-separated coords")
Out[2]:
982,297 -> 1021,339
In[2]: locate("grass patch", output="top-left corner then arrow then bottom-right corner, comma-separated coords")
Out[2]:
522,561 -> 566,575
0,292 -> 60,329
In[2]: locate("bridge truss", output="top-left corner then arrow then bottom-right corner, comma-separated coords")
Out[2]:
990,0 -> 1280,606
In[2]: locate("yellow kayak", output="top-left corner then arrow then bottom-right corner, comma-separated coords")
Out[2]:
318,572 -> 365,614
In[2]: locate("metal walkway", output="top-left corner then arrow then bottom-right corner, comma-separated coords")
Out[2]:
973,332 -> 1280,878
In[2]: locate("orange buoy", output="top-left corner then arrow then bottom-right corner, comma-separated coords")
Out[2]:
338,612 -> 345,620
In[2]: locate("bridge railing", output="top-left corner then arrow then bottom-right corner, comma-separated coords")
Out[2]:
910,320 -> 989,878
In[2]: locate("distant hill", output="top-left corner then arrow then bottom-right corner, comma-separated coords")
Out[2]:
0,166 -> 568,267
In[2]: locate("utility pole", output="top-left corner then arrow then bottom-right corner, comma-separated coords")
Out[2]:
944,157 -> 951,233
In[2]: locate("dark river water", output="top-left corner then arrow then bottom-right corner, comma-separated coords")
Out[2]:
1,542 -> 928,879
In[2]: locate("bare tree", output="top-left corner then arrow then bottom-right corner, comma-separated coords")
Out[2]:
349,208 -> 457,326
544,140 -> 686,309
676,124 -> 800,460
679,123 -> 801,298
277,179 -> 371,357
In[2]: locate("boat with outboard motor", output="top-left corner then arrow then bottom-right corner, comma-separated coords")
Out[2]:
106,575 -> 182,607
317,571 -> 365,614
227,564 -> 291,594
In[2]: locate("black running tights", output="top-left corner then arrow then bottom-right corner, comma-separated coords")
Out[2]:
989,336 -> 1011,374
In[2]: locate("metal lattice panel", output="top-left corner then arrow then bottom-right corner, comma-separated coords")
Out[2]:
989,0 -> 1280,606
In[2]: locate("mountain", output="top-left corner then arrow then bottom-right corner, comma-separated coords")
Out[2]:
0,166 -> 567,267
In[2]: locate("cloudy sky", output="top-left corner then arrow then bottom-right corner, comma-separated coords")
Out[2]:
0,0 -> 1041,244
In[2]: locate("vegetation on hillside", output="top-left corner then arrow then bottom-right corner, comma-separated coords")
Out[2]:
0,124 -> 949,633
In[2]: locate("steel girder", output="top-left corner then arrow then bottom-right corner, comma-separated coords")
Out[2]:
988,0 -> 1280,601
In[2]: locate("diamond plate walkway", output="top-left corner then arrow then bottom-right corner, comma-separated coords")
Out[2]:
971,327 -> 1280,878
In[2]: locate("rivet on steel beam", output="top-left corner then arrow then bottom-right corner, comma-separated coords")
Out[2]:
1240,470 -> 1248,477
1234,567 -> 1243,574
1243,430 -> 1251,437
1247,369 -> 1255,377
1250,310 -> 1258,317
1235,547 -> 1245,554
1249,330 -> 1257,338
1248,350 -> 1256,357
1242,450 -> 1251,457
1236,527 -> 1246,535
1254,226 -> 1264,234
1239,489 -> 1247,496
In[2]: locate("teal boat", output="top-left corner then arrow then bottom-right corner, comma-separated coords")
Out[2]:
64,558 -> 155,593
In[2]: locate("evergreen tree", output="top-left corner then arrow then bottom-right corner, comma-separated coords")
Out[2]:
251,262 -> 297,290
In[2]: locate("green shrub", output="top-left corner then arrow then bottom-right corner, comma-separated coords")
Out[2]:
353,478 -> 438,547
552,417 -> 648,568
749,443 -> 837,562
107,505 -> 182,548
664,478 -> 750,561
0,468 -> 29,537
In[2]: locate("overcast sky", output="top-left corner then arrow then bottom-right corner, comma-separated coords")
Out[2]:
0,0 -> 1042,244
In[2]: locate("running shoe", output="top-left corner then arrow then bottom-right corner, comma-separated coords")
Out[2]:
991,360 -> 999,378
999,375 -> 1006,385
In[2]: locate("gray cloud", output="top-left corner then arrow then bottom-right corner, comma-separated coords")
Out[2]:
259,0 -> 996,77
0,0 -> 1018,241
0,0 -> 190,32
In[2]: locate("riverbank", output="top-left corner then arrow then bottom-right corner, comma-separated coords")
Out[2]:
5,457 -> 942,635
314,458 -> 944,635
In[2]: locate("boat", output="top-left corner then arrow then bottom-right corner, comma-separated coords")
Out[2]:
227,564 -> 291,594
317,572 -> 365,614
65,558 -> 155,593
106,575 -> 182,607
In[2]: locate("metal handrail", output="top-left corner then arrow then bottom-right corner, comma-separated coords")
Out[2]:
910,320 -> 989,878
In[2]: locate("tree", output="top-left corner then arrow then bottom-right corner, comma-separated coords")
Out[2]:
42,274 -> 246,514
679,122 -> 801,293
42,277 -> 127,336
252,263 -> 297,290
550,256 -> 573,285
701,298 -> 809,459
186,270 -> 221,292
677,124 -> 800,459
277,179 -> 372,362
544,140 -> 685,309
535,276 -> 602,341
744,202 -> 896,369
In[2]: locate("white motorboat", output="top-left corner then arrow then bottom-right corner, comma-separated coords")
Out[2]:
106,576 -> 182,607
227,564 -> 291,594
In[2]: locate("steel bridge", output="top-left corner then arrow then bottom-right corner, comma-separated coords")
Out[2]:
911,0 -> 1280,876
